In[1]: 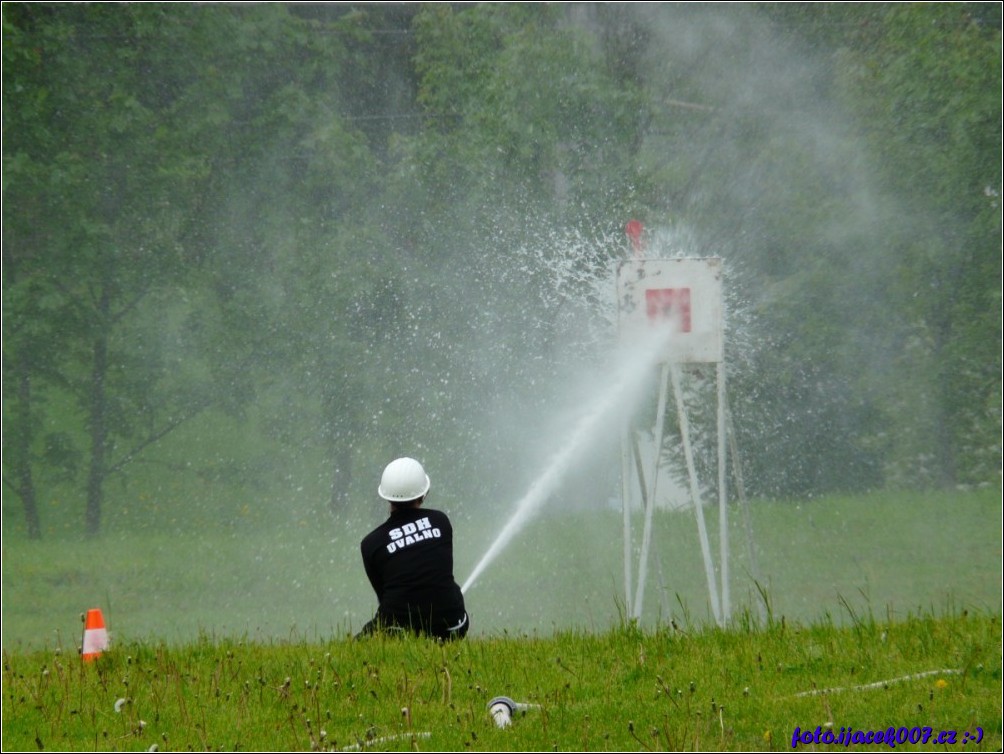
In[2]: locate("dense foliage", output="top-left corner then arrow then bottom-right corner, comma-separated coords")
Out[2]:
3,3 -> 1000,538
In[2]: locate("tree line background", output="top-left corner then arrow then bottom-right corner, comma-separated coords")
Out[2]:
3,2 -> 1000,540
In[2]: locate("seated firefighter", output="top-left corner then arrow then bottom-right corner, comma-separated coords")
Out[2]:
356,457 -> 469,640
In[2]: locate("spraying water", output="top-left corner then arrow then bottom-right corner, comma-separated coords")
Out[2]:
461,320 -> 677,595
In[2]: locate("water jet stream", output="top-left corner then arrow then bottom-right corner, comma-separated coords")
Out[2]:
461,323 -> 676,595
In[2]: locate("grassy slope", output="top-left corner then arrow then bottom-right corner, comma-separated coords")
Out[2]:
1,613 -> 1000,752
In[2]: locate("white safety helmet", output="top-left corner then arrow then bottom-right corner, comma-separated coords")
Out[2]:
378,457 -> 431,503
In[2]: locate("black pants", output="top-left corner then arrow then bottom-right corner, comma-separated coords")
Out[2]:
355,611 -> 470,641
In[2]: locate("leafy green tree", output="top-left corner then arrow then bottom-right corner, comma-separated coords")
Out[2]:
5,2 -> 998,545
833,2 -> 1002,486
2,4 -> 392,534
596,4 -> 892,497
624,3 -> 1000,496
371,3 -> 653,500
178,5 -> 405,514
4,4 -> 218,536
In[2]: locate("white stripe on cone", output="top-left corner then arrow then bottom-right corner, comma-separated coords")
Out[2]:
82,609 -> 110,659
83,627 -> 109,655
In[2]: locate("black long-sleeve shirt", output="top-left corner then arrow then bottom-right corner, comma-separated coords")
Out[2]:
360,506 -> 466,635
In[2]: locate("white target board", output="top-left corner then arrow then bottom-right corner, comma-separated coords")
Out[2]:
616,257 -> 723,363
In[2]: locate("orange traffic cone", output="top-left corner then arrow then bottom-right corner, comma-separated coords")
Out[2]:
81,608 -> 109,661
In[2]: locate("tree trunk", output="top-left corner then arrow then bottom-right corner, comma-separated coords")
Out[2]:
933,346 -> 958,487
930,286 -> 958,488
85,291 -> 110,537
14,365 -> 42,539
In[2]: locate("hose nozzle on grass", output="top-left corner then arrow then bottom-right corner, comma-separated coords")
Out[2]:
487,696 -> 540,728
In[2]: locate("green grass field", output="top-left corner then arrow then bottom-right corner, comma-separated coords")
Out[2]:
3,487 -> 1001,751
2,488 -> 999,650
2,612 -> 1000,751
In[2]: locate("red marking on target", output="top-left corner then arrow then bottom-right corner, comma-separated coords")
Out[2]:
645,288 -> 691,331
625,219 -> 645,256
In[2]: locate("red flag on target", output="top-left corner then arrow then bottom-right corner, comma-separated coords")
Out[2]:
625,219 -> 645,257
